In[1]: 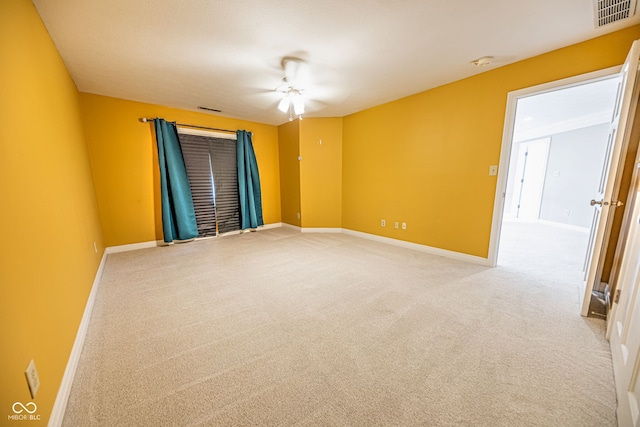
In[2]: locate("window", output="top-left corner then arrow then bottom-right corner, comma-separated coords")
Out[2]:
178,129 -> 240,237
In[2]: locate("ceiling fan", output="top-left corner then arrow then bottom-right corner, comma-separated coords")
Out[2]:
275,58 -> 310,121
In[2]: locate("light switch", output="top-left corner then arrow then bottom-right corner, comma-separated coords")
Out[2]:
489,165 -> 498,176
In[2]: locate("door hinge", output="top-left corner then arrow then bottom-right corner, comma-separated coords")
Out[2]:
615,289 -> 621,304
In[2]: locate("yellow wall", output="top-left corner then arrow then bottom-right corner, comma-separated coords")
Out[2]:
300,118 -> 343,228
342,25 -> 640,258
0,1 -> 104,425
80,94 -> 281,247
278,120 -> 302,226
2,4 -> 640,423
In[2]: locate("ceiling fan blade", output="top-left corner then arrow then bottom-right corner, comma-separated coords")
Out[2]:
304,84 -> 351,105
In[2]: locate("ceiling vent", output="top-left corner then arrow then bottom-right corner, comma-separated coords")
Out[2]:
593,0 -> 637,28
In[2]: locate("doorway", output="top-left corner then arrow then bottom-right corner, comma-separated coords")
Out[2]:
490,70 -> 622,288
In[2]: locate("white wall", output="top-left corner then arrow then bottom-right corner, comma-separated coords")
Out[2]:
539,123 -> 610,228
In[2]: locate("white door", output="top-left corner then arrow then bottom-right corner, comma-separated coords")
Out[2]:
581,40 -> 640,316
610,162 -> 640,427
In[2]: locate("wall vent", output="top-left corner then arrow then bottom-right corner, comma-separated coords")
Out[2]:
593,0 -> 637,28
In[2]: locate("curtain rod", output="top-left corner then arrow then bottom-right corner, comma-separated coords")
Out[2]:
140,117 -> 237,134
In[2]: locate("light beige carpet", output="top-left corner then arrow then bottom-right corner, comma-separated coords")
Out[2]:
498,219 -> 590,286
62,227 -> 616,426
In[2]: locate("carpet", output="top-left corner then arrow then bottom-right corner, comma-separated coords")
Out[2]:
62,227 -> 616,426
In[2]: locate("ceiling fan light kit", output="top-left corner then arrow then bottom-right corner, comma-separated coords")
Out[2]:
292,93 -> 305,115
277,96 -> 290,113
277,88 -> 305,121
276,58 -> 308,121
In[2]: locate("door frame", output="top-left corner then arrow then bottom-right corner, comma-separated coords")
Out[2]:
488,66 -> 622,268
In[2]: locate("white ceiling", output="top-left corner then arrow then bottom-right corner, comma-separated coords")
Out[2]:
32,0 -> 640,126
513,75 -> 622,142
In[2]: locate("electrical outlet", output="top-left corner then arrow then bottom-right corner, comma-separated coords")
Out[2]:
394,221 -> 399,229
93,241 -> 98,253
381,219 -> 386,227
296,213 -> 301,219
25,360 -> 40,399
402,222 -> 407,230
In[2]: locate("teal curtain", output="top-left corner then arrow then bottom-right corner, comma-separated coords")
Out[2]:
154,119 -> 198,243
236,130 -> 264,230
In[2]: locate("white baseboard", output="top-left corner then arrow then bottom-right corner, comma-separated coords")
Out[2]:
105,240 -> 161,254
289,226 -> 490,266
48,251 -> 108,427
341,229 -> 491,266
105,223 -> 286,253
105,223 -> 489,265
301,227 -> 342,233
281,223 -> 301,231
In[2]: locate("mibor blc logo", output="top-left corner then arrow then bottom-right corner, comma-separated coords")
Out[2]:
8,402 -> 40,421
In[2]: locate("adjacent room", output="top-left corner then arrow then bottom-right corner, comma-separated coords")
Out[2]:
3,0 -> 640,425
498,76 -> 619,288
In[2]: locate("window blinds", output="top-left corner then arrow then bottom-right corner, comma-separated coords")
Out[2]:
178,133 -> 240,237
209,139 -> 240,233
